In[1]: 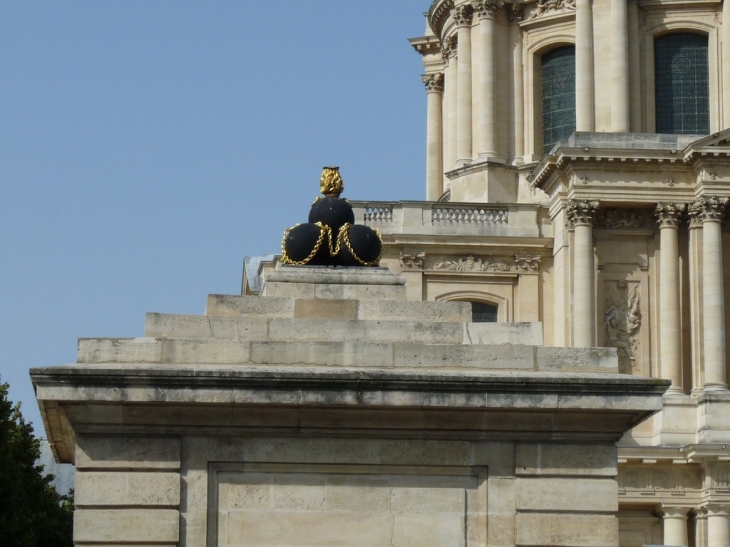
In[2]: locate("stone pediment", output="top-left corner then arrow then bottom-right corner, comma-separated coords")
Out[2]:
682,128 -> 730,163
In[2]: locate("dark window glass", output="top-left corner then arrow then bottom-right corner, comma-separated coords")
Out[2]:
655,33 -> 709,134
471,302 -> 498,323
542,46 -> 576,154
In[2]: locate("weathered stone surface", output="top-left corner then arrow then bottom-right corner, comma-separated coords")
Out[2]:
515,477 -> 617,512
145,313 -> 268,340
293,298 -> 358,319
78,338 -> 161,363
74,509 -> 179,543
536,346 -> 618,373
249,340 -> 393,367
515,513 -> 618,546
516,443 -> 617,476
464,322 -> 543,345
76,435 -> 180,470
205,294 -> 294,317
75,471 -> 180,506
358,299 -> 471,322
394,342 -> 535,370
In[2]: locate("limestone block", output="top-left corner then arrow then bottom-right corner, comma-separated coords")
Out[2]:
464,322 -> 543,346
145,313 -> 268,340
357,299 -> 471,322
515,513 -> 618,546
261,281 -> 316,298
249,340 -> 393,367
78,338 -> 161,363
390,486 -> 465,513
536,346 -> 619,373
325,475 -> 392,512
75,435 -> 180,470
293,298 -> 358,320
391,513 -> 465,546
160,339 -> 250,364
515,477 -> 617,512
470,442 -> 516,476
393,342 -> 535,370
268,318 -> 462,344
75,471 -> 180,506
205,294 -> 294,317
74,509 -> 179,543
516,443 -> 617,476
224,512 -> 394,546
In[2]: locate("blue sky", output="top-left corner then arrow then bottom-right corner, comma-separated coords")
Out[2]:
0,1 -> 429,429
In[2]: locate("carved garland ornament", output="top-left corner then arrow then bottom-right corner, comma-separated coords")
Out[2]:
432,255 -> 511,272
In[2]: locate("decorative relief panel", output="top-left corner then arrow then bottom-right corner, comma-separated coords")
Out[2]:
604,281 -> 641,373
432,255 -> 512,272
595,208 -> 653,230
400,252 -> 425,270
528,0 -> 575,19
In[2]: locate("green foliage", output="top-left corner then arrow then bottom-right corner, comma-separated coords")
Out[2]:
0,379 -> 73,547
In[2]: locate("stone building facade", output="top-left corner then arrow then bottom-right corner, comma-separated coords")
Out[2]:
350,0 -> 730,545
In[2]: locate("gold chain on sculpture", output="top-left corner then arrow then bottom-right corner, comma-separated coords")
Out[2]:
282,222 -> 382,266
339,224 -> 383,266
281,222 -> 330,265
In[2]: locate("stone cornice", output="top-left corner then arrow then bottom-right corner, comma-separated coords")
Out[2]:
408,35 -> 442,56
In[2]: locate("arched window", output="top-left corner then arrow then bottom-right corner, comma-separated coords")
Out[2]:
471,302 -> 498,323
541,45 -> 576,154
654,33 -> 709,134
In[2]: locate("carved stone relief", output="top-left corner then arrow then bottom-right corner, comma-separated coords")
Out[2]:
595,208 -> 652,230
604,281 -> 641,373
618,465 -> 702,497
528,0 -> 575,19
432,255 -> 512,272
399,252 -> 425,270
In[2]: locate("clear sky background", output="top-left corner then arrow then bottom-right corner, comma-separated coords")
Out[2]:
0,1 -> 429,430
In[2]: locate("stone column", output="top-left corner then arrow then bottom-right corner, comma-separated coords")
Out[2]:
453,5 -> 473,166
707,506 -> 730,547
568,200 -> 599,347
688,209 -> 704,395
723,0 -> 730,129
657,203 -> 685,395
693,196 -> 729,391
509,7 -> 525,161
474,0 -> 497,159
611,0 -> 630,131
662,507 -> 690,547
575,0 -> 595,131
444,39 -> 458,179
423,73 -> 444,201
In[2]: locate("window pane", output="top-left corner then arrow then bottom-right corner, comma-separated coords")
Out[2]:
655,33 -> 709,134
542,46 -> 576,154
471,302 -> 498,323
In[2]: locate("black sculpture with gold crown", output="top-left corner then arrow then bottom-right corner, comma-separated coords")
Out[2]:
281,167 -> 383,266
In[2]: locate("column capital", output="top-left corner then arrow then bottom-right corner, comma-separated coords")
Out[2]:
473,0 -> 499,19
422,73 -> 444,94
706,505 -> 730,517
567,200 -> 599,227
441,36 -> 457,64
507,2 -> 526,22
656,202 -> 685,228
690,195 -> 729,223
452,5 -> 474,27
660,506 -> 692,518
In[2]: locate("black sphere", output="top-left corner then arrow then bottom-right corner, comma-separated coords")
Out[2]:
308,197 -> 355,236
339,224 -> 382,266
283,223 -> 332,265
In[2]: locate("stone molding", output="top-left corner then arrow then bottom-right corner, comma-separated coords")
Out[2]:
422,73 -> 444,94
432,255 -> 512,272
567,200 -> 599,227
655,202 -> 685,228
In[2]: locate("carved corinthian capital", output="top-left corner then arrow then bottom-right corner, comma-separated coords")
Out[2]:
656,202 -> 684,228
441,36 -> 457,64
473,0 -> 499,19
691,195 -> 729,223
422,73 -> 444,94
567,200 -> 599,227
452,5 -> 473,26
